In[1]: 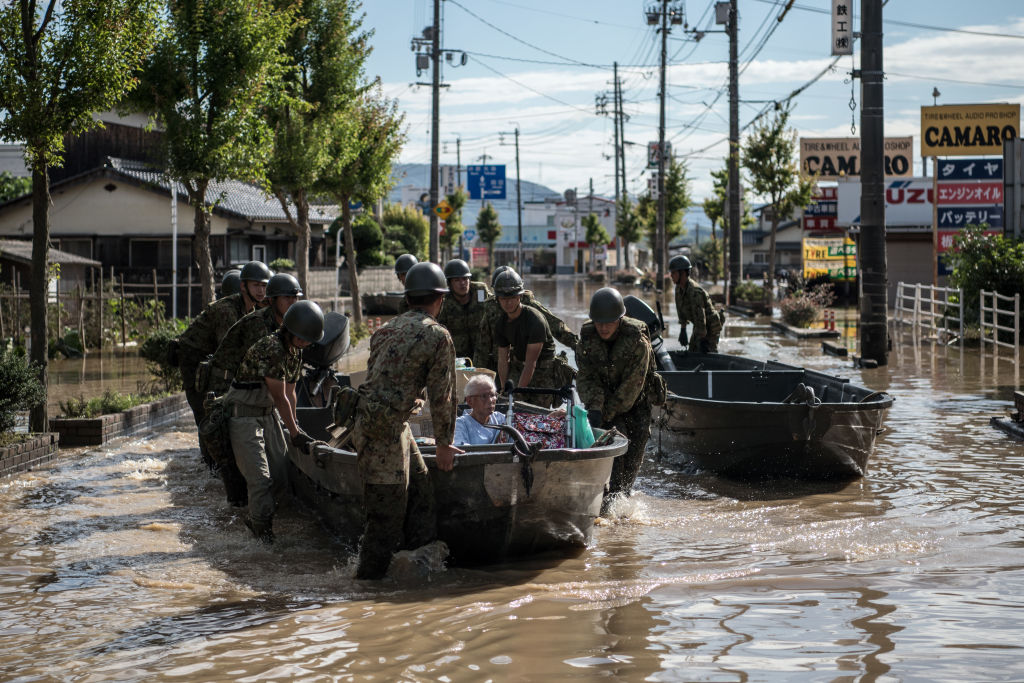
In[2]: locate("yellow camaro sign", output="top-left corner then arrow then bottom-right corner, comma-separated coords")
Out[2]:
921,104 -> 1020,157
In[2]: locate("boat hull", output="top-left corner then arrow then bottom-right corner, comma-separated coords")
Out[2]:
291,406 -> 626,565
656,352 -> 892,480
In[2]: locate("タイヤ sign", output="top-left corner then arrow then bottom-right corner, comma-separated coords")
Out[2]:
921,104 -> 1020,157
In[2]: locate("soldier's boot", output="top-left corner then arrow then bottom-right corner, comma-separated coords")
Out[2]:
220,462 -> 249,507
356,483 -> 406,579
244,514 -> 274,544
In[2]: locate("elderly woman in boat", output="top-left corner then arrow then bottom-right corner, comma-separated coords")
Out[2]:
454,374 -> 506,445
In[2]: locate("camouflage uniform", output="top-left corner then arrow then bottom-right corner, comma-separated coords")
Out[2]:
436,281 -> 492,361
177,293 -> 250,468
675,280 -> 723,352
206,306 -> 280,396
224,332 -> 302,536
352,309 -> 457,579
474,290 -> 579,372
576,316 -> 665,499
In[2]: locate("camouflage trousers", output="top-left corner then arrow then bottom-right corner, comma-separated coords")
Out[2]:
606,403 -> 653,498
356,469 -> 437,580
181,362 -> 215,471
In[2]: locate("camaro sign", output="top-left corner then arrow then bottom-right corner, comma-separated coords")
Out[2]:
920,104 -> 1020,157
800,137 -> 913,180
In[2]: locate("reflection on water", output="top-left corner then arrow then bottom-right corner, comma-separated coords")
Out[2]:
47,348 -> 154,416
3,276 -> 1024,680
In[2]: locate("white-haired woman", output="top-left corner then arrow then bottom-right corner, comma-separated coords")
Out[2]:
454,374 -> 506,445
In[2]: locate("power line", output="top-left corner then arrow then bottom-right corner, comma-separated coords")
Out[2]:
469,57 -> 595,114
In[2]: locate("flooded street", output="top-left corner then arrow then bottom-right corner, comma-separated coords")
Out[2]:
3,279 -> 1024,681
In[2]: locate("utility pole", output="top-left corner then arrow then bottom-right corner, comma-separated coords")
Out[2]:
859,0 -> 888,364
725,0 -> 741,303
613,62 -> 623,269
574,186 -> 581,274
500,127 -> 524,272
429,0 -> 441,263
656,0 -> 669,290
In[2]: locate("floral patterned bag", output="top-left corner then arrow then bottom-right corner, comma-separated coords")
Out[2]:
512,412 -> 567,449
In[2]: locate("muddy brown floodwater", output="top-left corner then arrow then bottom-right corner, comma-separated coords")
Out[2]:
3,277 -> 1023,681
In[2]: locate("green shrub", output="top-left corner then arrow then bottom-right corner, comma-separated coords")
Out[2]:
0,348 -> 45,432
733,281 -> 766,302
944,225 -> 1024,334
780,283 -> 835,328
58,389 -> 167,419
269,257 -> 295,271
139,319 -> 186,393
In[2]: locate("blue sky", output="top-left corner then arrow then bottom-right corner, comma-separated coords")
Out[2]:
361,0 -> 1024,207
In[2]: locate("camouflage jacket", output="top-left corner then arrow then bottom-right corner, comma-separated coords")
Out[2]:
576,317 -> 659,422
207,306 -> 280,394
674,281 -> 722,340
473,290 -> 579,371
358,309 -> 456,446
234,333 -> 302,387
177,293 -> 249,365
436,281 -> 492,360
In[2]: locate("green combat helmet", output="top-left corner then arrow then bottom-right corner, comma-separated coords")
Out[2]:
668,254 -> 692,273
493,269 -> 524,297
266,273 -> 303,299
443,258 -> 472,280
283,300 -> 325,343
220,269 -> 241,298
491,265 -> 513,289
404,262 -> 449,295
589,287 -> 626,323
240,260 -> 273,283
394,253 -> 419,277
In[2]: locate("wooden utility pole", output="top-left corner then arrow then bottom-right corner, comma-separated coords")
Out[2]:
727,0 -> 742,302
429,0 -> 441,263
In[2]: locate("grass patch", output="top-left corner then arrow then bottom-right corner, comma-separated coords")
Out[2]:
58,389 -> 171,419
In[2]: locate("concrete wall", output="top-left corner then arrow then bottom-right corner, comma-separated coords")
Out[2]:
0,433 -> 59,479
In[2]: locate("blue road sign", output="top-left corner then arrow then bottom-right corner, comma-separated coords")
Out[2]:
462,229 -> 477,242
936,158 -> 1003,181
466,165 -> 507,200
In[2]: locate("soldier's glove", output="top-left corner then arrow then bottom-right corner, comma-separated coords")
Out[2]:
587,409 -> 603,429
292,430 -> 316,454
677,330 -> 688,347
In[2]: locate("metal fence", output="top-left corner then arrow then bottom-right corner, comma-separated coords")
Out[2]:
893,281 -> 964,345
980,289 -> 1021,371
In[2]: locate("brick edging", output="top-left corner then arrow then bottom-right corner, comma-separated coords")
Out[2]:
49,393 -> 190,447
0,432 -> 59,479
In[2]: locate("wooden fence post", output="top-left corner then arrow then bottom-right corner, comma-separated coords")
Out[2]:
98,266 -> 104,351
152,268 -> 160,321
77,285 -> 85,353
187,266 -> 192,319
120,274 -> 127,349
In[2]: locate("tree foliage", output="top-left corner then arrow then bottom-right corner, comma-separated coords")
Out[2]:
137,0 -> 296,305
583,211 -> 610,271
742,105 -> 815,311
439,185 -> 468,258
615,195 -> 642,270
0,171 -> 30,203
476,202 -> 502,271
267,0 -> 369,293
0,0 -> 158,432
0,348 -> 45,433
381,202 -> 428,259
637,157 -> 692,245
945,225 -> 1024,327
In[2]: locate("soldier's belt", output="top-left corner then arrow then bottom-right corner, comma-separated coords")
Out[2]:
231,404 -> 276,417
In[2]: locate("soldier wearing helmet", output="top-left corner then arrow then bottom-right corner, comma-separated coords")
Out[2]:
474,266 -> 580,373
393,254 -> 418,315
436,258 -> 492,361
492,270 -> 575,408
669,254 -> 722,352
225,300 -> 325,543
177,260 -> 269,471
219,269 -> 241,298
576,287 -> 667,511
351,261 -> 463,579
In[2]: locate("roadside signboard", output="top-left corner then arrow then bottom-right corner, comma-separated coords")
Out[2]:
934,156 -> 1005,275
800,136 -> 913,180
802,236 -> 856,281
462,229 -> 477,242
936,158 -> 1002,181
836,177 -> 934,226
433,199 -> 453,220
921,104 -> 1020,157
803,185 -> 838,231
937,205 -> 1003,229
647,141 -> 672,169
466,165 -> 506,200
936,181 -> 1002,205
439,165 -> 458,195
831,0 -> 853,55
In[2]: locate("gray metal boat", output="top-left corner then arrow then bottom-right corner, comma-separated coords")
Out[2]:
655,351 -> 893,480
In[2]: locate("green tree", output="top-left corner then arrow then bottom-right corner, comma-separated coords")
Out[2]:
615,195 -> 642,270
703,159 -> 754,291
137,0 -> 295,306
439,185 -> 468,261
0,0 -> 157,432
476,202 -> 502,272
945,225 -> 1024,331
381,202 -> 428,259
320,87 -> 405,326
582,212 -> 610,273
0,171 -> 30,203
742,105 -> 816,311
637,157 -> 692,248
267,0 -> 367,294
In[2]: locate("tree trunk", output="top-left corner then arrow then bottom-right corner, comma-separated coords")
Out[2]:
295,188 -> 310,295
766,213 -> 778,313
487,242 -> 495,272
624,239 -> 632,270
341,197 -> 362,326
190,180 -> 215,307
29,164 -> 49,433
